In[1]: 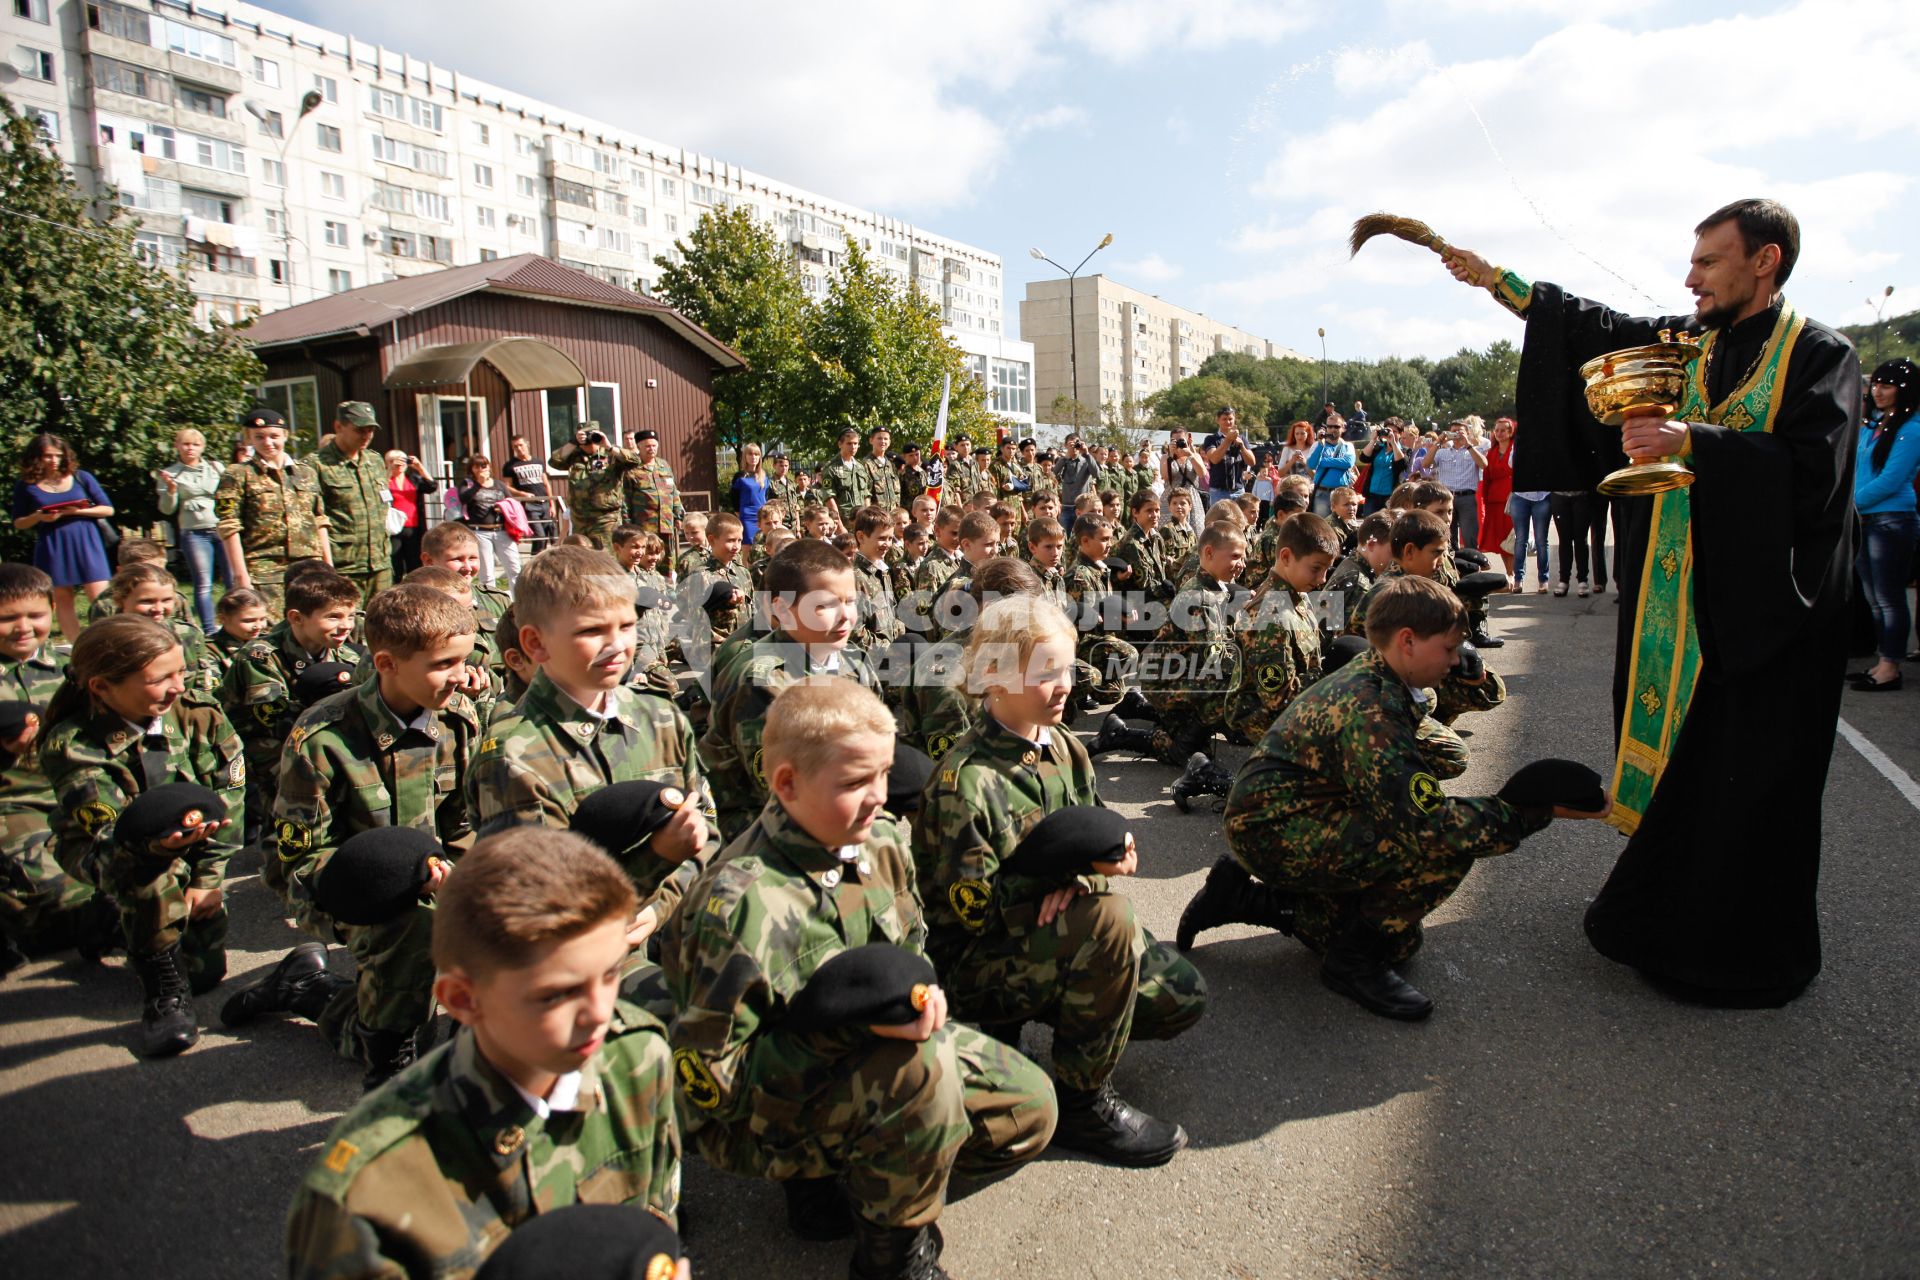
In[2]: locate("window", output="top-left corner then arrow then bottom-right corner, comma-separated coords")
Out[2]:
269,259 -> 290,284
418,234 -> 454,263
478,248 -> 499,262
367,85 -> 441,132
134,230 -> 187,268
555,217 -> 591,248
322,220 -> 348,247
320,171 -> 345,199
253,108 -> 284,138
27,108 -> 57,143
327,269 -> 352,293
252,57 -> 279,87
15,0 -> 50,21
471,121 -> 490,146
604,191 -> 628,218
473,163 -> 493,188
192,244 -> 253,275
515,175 -> 537,199
553,179 -> 593,209
14,45 -> 54,82
632,207 -> 647,228
312,74 -> 338,103
598,227 -> 630,253
130,124 -> 176,159
157,19 -> 236,67
92,56 -> 166,100
316,123 -> 341,152
186,131 -> 245,174
514,133 -> 536,157
260,157 -> 285,185
263,208 -> 286,236
183,189 -> 235,223
86,1 -> 150,43
664,214 -> 677,234
369,181 -> 410,214
256,377 -> 322,451
416,191 -> 450,222
475,206 -> 495,228
990,358 -> 1031,417
658,177 -> 674,198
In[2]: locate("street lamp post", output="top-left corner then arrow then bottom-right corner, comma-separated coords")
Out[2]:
1031,234 -> 1113,429
1317,327 -> 1329,412
245,89 -> 324,306
1866,285 -> 1895,367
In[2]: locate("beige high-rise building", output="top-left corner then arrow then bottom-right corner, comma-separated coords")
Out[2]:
1021,274 -> 1306,423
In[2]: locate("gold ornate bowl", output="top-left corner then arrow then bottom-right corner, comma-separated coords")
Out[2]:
1580,336 -> 1703,496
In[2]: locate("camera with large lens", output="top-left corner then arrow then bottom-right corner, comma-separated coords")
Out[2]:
588,429 -> 607,446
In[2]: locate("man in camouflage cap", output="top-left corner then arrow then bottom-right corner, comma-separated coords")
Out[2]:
216,407 -> 331,615
549,424 -> 643,550
312,401 -> 394,603
620,429 -> 687,569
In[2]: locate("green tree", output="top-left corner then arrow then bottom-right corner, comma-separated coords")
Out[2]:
1428,340 -> 1520,422
1839,302 -> 1918,369
0,97 -> 260,558
1142,375 -> 1271,438
651,206 -> 814,461
1048,393 -> 1092,430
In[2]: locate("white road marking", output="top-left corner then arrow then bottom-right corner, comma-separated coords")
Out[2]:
1838,717 -> 1920,813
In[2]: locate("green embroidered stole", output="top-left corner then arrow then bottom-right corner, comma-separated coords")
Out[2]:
1608,301 -> 1806,835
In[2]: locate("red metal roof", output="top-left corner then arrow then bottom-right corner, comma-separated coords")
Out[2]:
243,253 -> 744,369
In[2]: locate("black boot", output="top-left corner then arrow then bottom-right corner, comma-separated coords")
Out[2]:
784,1176 -> 855,1242
1320,920 -> 1433,1021
132,944 -> 199,1058
1176,856 -> 1296,951
0,930 -> 26,979
1170,753 -> 1235,813
1088,714 -> 1156,759
220,942 -> 334,1026
354,1021 -> 420,1092
1052,1079 -> 1187,1168
1468,625 -> 1505,649
71,893 -> 123,964
849,1219 -> 947,1280
1112,688 -> 1159,722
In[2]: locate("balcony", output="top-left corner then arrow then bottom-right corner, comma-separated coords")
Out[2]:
166,52 -> 241,94
143,155 -> 249,198
82,24 -> 170,73
542,156 -> 597,187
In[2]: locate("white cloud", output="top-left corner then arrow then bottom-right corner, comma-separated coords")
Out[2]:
1014,105 -> 1090,138
1331,41 -> 1433,93
1113,253 -> 1183,283
1074,0 -> 1313,62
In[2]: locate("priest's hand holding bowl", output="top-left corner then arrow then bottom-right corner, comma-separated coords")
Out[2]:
1619,412 -> 1690,463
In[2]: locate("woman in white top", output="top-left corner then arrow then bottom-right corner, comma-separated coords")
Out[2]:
1275,420 -> 1315,479
155,429 -> 227,634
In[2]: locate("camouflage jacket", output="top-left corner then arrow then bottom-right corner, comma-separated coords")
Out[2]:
312,441 -> 393,576
1244,520 -> 1282,591
898,463 -> 930,509
1324,552 -> 1377,639
273,678 -> 481,923
1227,581 -> 1323,741
819,455 -> 870,517
1226,648 -> 1547,859
850,552 -> 902,652
219,623 -> 365,768
989,460 -> 1030,515
905,544 -> 963,634
889,554 -> 921,603
0,647 -> 65,818
214,456 -> 328,563
939,456 -> 981,506
914,717 -> 1110,968
1111,523 -> 1174,603
661,802 -> 926,1129
1063,559 -> 1121,637
896,635 -> 972,761
550,441 -> 643,520
698,632 -> 879,843
1158,522 -> 1196,576
622,460 -> 686,538
284,1013 -> 680,1280
686,557 -> 754,647
861,454 -> 902,513
674,546 -> 712,582
630,566 -> 673,671
468,671 -> 717,912
764,473 -> 801,514
41,694 -> 245,891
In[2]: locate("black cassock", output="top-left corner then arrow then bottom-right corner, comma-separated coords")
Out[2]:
1510,286 -> 1858,1007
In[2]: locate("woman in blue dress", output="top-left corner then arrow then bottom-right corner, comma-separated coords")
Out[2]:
729,440 -> 768,543
11,434 -> 116,641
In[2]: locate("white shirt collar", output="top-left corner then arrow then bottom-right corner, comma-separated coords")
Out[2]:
508,1069 -> 584,1119
377,694 -> 436,735
123,715 -> 165,737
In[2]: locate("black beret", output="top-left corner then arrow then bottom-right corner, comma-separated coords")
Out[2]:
474,1203 -> 681,1280
1499,759 -> 1607,813
1325,634 -> 1371,672
632,429 -> 660,443
1100,557 -> 1132,578
634,584 -> 670,614
900,441 -> 921,454
1454,548 -> 1490,570
313,827 -> 442,926
0,699 -> 38,739
786,943 -> 938,1034
571,781 -> 688,862
702,578 -> 742,611
294,661 -> 357,707
888,742 -> 934,814
1453,571 -> 1510,602
118,782 -> 227,849
1455,639 -> 1485,682
242,406 -> 286,429
1002,805 -> 1131,878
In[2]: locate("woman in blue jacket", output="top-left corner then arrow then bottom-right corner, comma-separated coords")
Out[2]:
1851,358 -> 1920,691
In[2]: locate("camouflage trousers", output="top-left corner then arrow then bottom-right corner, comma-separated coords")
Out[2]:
245,558 -> 290,616
936,893 -> 1207,1091
104,847 -> 228,988
1432,668 -> 1507,727
575,513 -> 622,550
1224,771 -> 1478,965
1,815 -> 98,942
338,565 -> 393,606
1078,636 -> 1140,696
691,1023 -> 1054,1228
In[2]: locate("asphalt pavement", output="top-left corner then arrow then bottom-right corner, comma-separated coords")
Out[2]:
3,586 -> 1917,1279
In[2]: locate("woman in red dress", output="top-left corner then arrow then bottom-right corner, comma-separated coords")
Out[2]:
1478,416 -> 1517,585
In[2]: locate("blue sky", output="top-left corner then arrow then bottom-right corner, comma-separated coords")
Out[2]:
275,0 -> 1915,361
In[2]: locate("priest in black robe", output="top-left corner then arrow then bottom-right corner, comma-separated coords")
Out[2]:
1441,198 -> 1858,1007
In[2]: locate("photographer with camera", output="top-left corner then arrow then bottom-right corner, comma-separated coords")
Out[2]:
549,423 -> 642,550
1163,430 -> 1206,535
1430,417 -> 1488,550
1305,416 -> 1359,518
1201,407 -> 1256,508
1359,417 -> 1408,514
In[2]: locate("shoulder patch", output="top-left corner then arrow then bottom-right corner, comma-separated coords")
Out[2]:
1409,772 -> 1443,814
673,1048 -> 722,1110
242,640 -> 276,663
948,880 -> 991,932
76,800 -> 117,836
323,1139 -> 357,1173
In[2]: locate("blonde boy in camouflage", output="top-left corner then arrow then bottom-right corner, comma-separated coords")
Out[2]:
683,511 -> 753,648
468,546 -> 715,938
665,679 -> 1053,1280
237,586 -> 481,1087
917,597 -> 1204,1169
848,505 -> 904,652
285,831 -> 680,1280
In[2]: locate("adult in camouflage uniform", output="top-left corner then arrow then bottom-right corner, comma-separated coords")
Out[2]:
820,427 -> 871,524
897,441 -> 931,510
989,439 -> 1030,520
216,407 -> 331,615
662,681 -> 1053,1275
550,425 -> 643,549
40,615 -> 245,1055
620,429 -> 687,567
861,426 -> 903,514
939,437 -> 980,507
312,402 -> 395,602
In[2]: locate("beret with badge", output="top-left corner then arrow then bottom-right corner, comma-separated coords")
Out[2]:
634,584 -> 670,615
785,942 -> 939,1034
887,741 -> 935,816
293,661 -> 357,709
242,406 -> 286,430
1452,571 -> 1511,603
570,780 -> 690,865
1325,634 -> 1372,673
1498,759 -> 1607,814
473,1202 -> 682,1280
702,579 -> 742,612
1001,804 -> 1132,879
312,826 -> 446,926
118,782 -> 226,851
0,700 -> 38,740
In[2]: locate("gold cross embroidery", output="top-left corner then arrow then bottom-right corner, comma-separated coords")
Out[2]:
1638,685 -> 1663,715
1659,546 -> 1679,580
1721,402 -> 1755,432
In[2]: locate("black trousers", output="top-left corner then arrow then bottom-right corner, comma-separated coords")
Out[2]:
1549,491 -> 1610,588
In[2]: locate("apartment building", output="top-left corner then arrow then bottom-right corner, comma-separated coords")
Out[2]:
1020,274 -> 1306,422
1,0 -> 1033,424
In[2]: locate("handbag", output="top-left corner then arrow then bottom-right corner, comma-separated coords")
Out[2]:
94,517 -> 121,553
